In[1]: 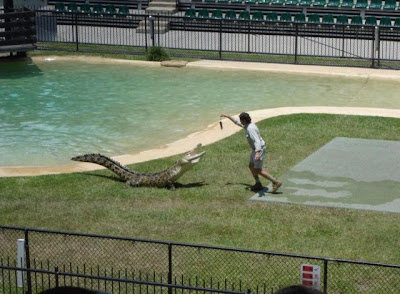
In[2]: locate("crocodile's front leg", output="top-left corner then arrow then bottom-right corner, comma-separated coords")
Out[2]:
166,181 -> 175,190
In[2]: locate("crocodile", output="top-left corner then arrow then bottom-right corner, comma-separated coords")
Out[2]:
71,144 -> 206,189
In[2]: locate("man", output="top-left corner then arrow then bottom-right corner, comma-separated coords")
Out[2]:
220,112 -> 282,193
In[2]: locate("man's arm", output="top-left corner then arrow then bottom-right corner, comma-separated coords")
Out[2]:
220,114 -> 243,127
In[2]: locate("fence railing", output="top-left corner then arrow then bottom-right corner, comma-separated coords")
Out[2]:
33,9 -> 400,69
0,226 -> 399,294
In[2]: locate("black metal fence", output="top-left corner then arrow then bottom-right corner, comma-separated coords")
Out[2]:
0,226 -> 399,293
33,9 -> 400,69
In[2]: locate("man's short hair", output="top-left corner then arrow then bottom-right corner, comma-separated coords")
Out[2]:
239,112 -> 251,123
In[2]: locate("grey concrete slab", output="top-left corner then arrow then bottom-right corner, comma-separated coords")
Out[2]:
251,137 -> 400,213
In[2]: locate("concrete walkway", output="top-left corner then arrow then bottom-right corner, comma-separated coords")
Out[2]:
1,59 -> 400,177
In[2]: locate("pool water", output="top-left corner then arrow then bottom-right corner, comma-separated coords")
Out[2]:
1,59 -> 400,166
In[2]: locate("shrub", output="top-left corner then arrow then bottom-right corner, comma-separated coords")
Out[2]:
146,46 -> 170,61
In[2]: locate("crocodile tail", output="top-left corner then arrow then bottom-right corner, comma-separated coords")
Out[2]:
71,154 -> 134,180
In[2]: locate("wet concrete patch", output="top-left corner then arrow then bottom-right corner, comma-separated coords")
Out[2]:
251,137 -> 400,213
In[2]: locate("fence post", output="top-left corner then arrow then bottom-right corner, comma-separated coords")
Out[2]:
17,239 -> 25,288
55,266 -> 59,288
74,13 -> 79,52
294,23 -> 298,64
374,26 -> 380,67
149,15 -> 155,47
24,230 -> 32,294
168,243 -> 173,294
323,260 -> 328,294
219,19 -> 222,60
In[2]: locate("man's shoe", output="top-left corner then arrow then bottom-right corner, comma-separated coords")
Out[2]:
250,182 -> 264,191
272,181 -> 282,193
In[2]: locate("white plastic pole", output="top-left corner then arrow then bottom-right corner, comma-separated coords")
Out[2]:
17,239 -> 25,288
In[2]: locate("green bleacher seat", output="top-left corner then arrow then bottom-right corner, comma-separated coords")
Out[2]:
327,0 -> 340,7
299,0 -> 312,5
379,17 -> 392,26
280,13 -> 292,22
239,11 -> 251,20
55,2 -> 66,12
218,0 -> 230,2
198,9 -> 210,18
394,18 -> 400,27
266,12 -> 278,21
92,4 -> 104,14
313,0 -> 326,6
205,0 -> 216,2
369,0 -> 382,8
258,0 -> 270,3
351,15 -> 363,25
308,14 -> 320,23
336,14 -> 349,24
340,0 -> 354,7
383,0 -> 397,9
184,8 -> 196,18
272,0 -> 285,4
245,0 -> 258,3
118,5 -> 129,15
355,0 -> 368,8
105,4 -> 116,14
322,14 -> 335,24
252,11 -> 265,20
230,0 -> 243,3
67,3 -> 78,12
225,10 -> 237,19
294,13 -> 306,22
211,9 -> 223,18
285,0 -> 299,4
365,16 -> 377,25
80,3 -> 91,13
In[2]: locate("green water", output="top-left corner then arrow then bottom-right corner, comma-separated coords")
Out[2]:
1,59 -> 400,166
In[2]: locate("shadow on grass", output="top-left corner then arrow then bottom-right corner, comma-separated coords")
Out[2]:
81,173 -> 207,189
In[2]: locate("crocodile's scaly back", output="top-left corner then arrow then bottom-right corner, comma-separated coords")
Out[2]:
71,154 -> 138,181
71,144 -> 206,189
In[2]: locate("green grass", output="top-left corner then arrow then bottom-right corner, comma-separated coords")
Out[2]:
1,114 -> 400,265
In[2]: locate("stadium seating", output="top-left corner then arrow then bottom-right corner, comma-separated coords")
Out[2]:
239,10 -> 250,19
383,0 -> 397,9
105,4 -> 117,14
394,18 -> 400,27
280,12 -> 292,22
272,0 -> 285,4
327,0 -> 340,7
368,0 -> 382,9
211,9 -> 223,18
225,10 -> 237,19
379,17 -> 392,26
80,3 -> 91,13
118,5 -> 130,15
336,14 -> 349,24
67,3 -> 78,12
351,15 -> 363,25
308,13 -> 320,23
266,12 -> 278,21
322,14 -> 335,24
184,8 -> 196,18
341,0 -> 354,7
285,0 -> 299,5
294,13 -> 306,22
365,16 -> 377,25
299,0 -> 312,5
313,0 -> 326,6
198,8 -> 210,18
92,4 -> 104,14
55,2 -> 66,12
355,0 -> 368,8
252,11 -> 265,20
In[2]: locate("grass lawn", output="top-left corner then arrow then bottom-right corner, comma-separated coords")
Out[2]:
1,114 -> 399,265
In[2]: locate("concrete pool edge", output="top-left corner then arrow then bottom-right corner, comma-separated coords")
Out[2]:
1,106 -> 399,177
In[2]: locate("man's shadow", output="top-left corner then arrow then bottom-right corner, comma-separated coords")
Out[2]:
226,182 -> 282,195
